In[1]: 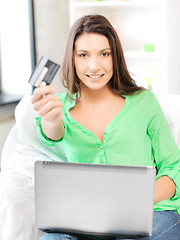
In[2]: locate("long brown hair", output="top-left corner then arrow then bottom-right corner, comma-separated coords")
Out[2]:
61,14 -> 144,96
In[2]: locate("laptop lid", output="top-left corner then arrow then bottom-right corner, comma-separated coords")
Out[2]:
35,161 -> 156,238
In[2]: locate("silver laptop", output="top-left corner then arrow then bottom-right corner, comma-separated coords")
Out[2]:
34,161 -> 156,238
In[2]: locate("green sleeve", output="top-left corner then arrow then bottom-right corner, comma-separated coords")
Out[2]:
35,116 -> 61,146
148,95 -> 180,200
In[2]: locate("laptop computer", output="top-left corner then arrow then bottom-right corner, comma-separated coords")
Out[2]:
34,161 -> 156,238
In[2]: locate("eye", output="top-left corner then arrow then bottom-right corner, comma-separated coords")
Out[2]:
101,52 -> 110,57
79,53 -> 88,57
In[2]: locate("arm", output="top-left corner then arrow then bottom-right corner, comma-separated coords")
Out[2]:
41,118 -> 64,141
148,94 -> 180,205
154,176 -> 176,204
31,85 -> 64,140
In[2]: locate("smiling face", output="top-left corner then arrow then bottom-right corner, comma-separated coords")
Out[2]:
74,33 -> 113,93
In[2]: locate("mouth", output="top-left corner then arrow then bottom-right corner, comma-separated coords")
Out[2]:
86,74 -> 104,79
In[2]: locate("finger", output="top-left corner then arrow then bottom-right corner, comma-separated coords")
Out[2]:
42,106 -> 63,122
33,94 -> 62,112
38,99 -> 63,117
31,85 -> 56,103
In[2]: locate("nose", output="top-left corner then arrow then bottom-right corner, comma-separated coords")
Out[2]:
89,57 -> 100,72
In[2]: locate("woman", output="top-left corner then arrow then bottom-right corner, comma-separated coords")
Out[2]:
31,15 -> 180,240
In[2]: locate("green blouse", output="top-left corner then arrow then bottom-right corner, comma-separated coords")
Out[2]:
35,90 -> 180,214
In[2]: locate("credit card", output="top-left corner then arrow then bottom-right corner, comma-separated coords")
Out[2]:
28,56 -> 60,87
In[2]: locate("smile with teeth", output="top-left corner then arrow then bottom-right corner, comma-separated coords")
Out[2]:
86,74 -> 104,79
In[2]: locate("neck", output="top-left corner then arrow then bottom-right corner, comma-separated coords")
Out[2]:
79,85 -> 114,106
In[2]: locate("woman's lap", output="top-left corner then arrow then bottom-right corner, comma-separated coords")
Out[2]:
39,233 -> 80,240
118,210 -> 180,240
143,210 -> 180,240
40,211 -> 180,240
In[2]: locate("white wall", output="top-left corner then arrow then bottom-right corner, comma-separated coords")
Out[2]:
166,0 -> 180,94
34,0 -> 69,93
0,0 -> 32,95
0,0 -> 69,167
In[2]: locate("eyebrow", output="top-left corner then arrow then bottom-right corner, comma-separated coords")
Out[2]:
76,48 -> 111,53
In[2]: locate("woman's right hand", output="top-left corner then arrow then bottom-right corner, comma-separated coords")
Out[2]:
31,85 -> 64,140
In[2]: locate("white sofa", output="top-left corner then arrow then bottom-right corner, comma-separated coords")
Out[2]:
0,91 -> 180,240
0,95 -> 67,240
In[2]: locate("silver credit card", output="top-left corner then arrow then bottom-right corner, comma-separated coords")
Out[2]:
28,56 -> 60,87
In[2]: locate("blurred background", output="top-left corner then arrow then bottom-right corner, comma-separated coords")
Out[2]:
0,0 -> 180,164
